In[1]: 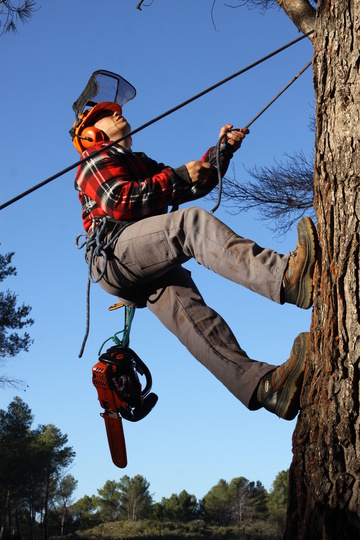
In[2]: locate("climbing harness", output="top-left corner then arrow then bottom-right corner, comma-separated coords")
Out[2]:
92,306 -> 158,468
0,30 -> 313,212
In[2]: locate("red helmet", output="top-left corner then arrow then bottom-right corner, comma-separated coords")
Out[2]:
72,101 -> 122,154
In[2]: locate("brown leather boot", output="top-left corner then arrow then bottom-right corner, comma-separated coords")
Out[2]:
255,332 -> 309,420
282,217 -> 317,309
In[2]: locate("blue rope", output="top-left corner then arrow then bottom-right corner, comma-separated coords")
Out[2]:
76,217 -> 131,358
98,305 -> 136,356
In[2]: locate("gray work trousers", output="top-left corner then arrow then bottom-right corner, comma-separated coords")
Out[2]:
91,207 -> 290,408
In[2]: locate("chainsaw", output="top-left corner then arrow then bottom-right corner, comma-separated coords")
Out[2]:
92,344 -> 158,468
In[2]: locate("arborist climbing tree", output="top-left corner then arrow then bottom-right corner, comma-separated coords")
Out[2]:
70,68 -> 317,430
0,34 -> 314,470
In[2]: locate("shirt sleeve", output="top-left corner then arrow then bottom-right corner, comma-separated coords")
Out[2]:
177,143 -> 234,203
74,143 -> 193,222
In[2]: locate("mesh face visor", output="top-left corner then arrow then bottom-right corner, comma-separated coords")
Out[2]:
72,70 -> 136,125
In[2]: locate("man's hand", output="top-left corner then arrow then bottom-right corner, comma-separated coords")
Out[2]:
185,160 -> 214,184
185,125 -> 249,184
218,124 -> 249,151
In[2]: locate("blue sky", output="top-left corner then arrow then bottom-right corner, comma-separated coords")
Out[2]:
0,1 -> 314,502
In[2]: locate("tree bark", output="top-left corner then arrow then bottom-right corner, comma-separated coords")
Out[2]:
276,0 -> 316,38
286,0 -> 360,538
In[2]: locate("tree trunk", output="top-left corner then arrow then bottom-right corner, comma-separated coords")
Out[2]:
0,488 -> 10,539
286,0 -> 360,538
61,509 -> 65,537
43,475 -> 50,540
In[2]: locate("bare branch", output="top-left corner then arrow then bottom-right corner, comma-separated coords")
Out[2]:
212,151 -> 315,236
276,0 -> 316,38
0,373 -> 27,390
0,0 -> 39,36
211,0 -> 219,31
222,0 -> 316,37
136,0 -> 155,10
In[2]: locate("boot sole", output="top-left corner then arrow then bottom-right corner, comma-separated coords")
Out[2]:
296,217 -> 317,309
277,332 -> 308,420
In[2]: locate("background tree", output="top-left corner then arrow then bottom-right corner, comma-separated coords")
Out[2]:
267,469 -> 289,535
228,477 -> 268,531
118,474 -> 153,521
0,397 -> 33,539
0,398 -> 75,540
137,1 -> 360,537
228,476 -> 250,525
0,249 -> 34,388
160,490 -> 198,523
0,0 -> 38,36
35,424 -> 75,540
71,494 -> 100,531
96,479 -> 122,522
202,479 -> 233,525
54,474 -> 78,537
250,480 -> 269,522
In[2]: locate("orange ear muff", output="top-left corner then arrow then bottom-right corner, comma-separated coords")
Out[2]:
80,127 -> 108,149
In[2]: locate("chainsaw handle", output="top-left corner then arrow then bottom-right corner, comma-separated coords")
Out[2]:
129,349 -> 153,398
120,392 -> 158,422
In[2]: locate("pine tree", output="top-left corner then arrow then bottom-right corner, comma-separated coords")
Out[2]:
0,249 -> 34,388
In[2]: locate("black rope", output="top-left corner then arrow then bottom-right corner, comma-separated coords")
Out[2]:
210,59 -> 312,214
0,30 -> 313,212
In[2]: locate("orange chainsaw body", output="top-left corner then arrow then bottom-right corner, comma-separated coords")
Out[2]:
92,346 -> 157,468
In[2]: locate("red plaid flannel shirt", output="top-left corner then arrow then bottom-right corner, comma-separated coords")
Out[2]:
74,142 -> 233,231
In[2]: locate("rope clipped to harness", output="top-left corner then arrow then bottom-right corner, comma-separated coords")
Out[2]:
98,304 -> 136,354
75,217 -> 131,358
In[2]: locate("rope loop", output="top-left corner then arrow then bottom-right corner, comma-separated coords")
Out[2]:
77,217 -> 129,283
76,217 -> 131,357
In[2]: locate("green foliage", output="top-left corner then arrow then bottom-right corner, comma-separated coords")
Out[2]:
55,474 -> 78,535
268,470 -> 288,509
57,473 -> 78,504
0,250 -> 34,366
94,474 -> 154,523
158,490 -> 199,522
71,494 -> 101,530
118,474 -> 153,521
267,469 -> 289,534
201,475 -> 269,534
0,397 -> 75,539
251,480 -> 269,519
96,479 -> 123,522
0,397 -> 288,539
0,0 -> 38,36
67,518 -> 282,539
0,396 -> 34,526
202,478 -> 233,525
